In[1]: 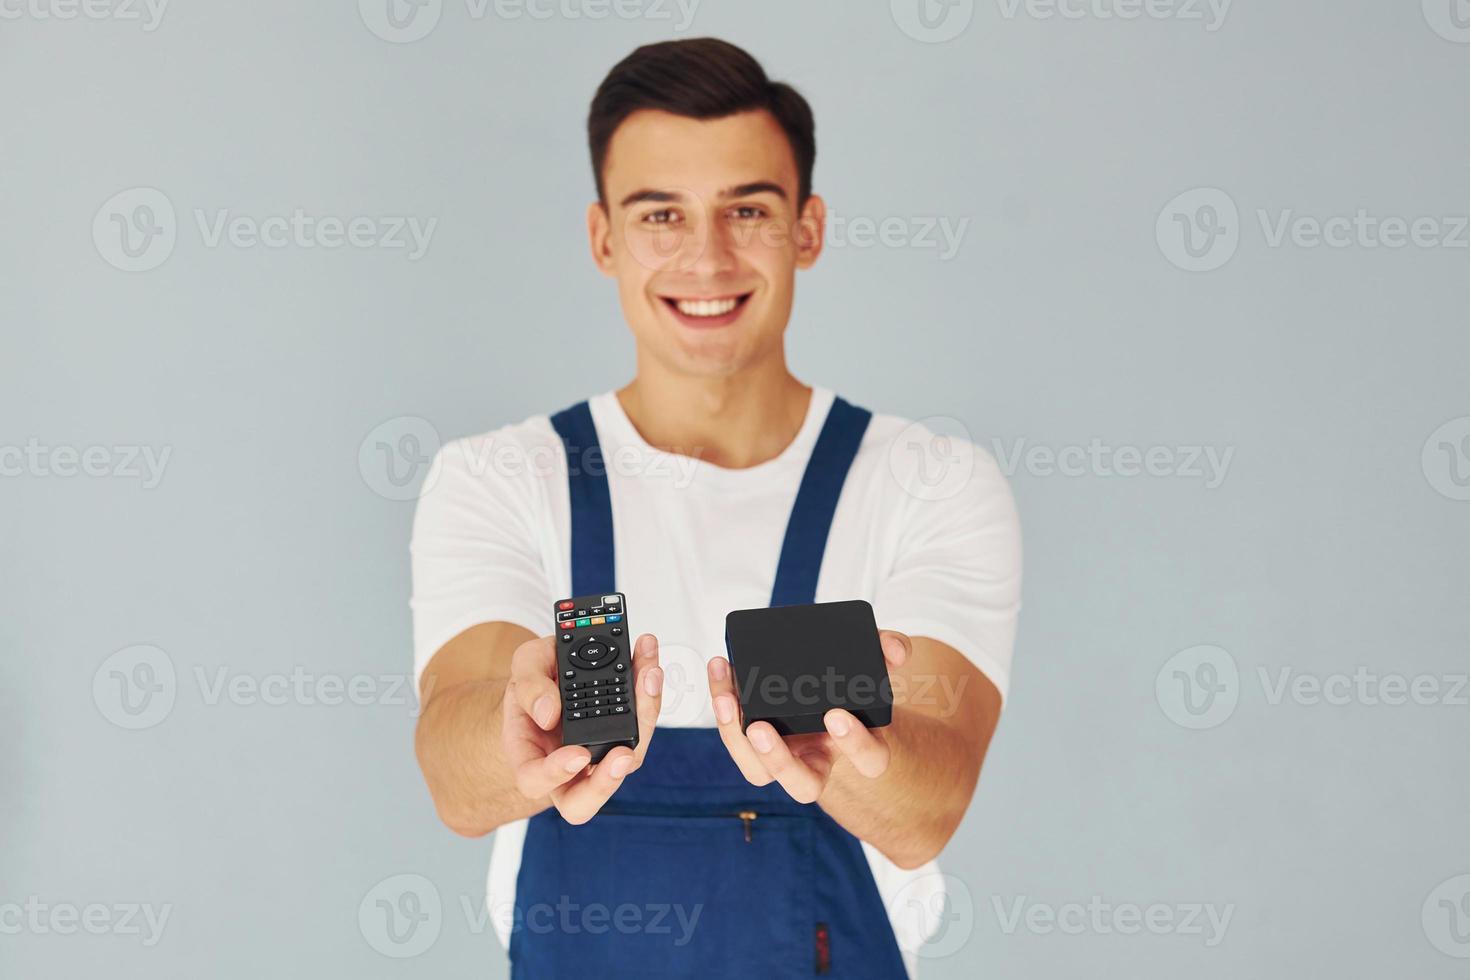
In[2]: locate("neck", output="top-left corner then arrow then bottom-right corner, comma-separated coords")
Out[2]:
616,351 -> 811,469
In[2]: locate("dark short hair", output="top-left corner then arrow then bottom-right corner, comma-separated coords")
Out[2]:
587,38 -> 816,205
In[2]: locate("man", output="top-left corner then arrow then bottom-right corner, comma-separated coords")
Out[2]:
411,37 -> 1021,978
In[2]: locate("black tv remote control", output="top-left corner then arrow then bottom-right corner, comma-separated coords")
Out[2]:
554,591 -> 638,764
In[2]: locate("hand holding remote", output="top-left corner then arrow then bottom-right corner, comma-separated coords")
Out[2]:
501,629 -> 663,825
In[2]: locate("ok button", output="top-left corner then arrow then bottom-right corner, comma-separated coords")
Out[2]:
570,637 -> 617,670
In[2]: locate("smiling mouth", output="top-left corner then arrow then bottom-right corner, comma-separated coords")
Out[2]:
660,292 -> 753,321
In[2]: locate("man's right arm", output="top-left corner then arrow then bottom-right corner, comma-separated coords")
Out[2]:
414,621 -> 547,837
415,620 -> 666,837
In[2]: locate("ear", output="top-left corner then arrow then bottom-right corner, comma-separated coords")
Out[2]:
794,193 -> 826,270
587,200 -> 616,277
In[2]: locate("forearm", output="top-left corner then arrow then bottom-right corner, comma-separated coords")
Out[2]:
817,706 -> 980,869
415,676 -> 548,836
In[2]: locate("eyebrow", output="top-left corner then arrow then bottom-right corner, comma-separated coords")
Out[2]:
617,181 -> 788,208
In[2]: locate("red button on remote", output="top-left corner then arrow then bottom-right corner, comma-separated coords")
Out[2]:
557,600 -> 574,611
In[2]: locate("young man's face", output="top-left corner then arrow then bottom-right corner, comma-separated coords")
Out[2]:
588,109 -> 825,379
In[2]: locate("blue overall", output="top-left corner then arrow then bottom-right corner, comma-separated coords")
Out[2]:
509,397 -> 908,979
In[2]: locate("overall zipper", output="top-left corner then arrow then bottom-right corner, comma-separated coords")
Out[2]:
737,810 -> 758,843
596,804 -> 767,842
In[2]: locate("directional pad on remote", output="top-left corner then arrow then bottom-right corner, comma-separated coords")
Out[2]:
568,635 -> 618,670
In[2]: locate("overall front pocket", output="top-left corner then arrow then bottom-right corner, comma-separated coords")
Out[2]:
512,808 -> 815,980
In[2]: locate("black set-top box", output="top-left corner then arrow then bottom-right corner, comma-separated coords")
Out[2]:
724,599 -> 894,736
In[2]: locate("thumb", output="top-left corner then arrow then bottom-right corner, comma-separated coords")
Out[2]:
878,630 -> 911,669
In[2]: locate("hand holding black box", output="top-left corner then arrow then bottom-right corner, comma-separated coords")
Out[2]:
724,600 -> 894,736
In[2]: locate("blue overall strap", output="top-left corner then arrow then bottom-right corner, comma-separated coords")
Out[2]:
549,401 -> 615,596
769,395 -> 872,607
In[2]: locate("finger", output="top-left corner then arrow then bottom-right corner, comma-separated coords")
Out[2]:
745,721 -> 826,804
511,636 -> 562,730
550,745 -> 638,825
823,708 -> 891,778
878,630 -> 911,669
501,681 -> 564,771
706,656 -> 773,786
503,683 -> 581,797
629,633 -> 662,766
514,743 -> 593,799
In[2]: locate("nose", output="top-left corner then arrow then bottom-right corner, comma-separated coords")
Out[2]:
682,208 -> 738,279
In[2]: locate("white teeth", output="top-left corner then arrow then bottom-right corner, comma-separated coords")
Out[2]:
674,296 -> 740,318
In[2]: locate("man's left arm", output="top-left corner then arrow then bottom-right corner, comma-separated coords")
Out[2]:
706,630 -> 1002,870
814,632 -> 1002,869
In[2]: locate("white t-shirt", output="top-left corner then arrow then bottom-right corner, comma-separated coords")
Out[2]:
410,386 -> 1022,976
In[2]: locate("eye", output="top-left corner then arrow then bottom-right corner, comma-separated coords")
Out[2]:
641,208 -> 683,227
729,205 -> 767,221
